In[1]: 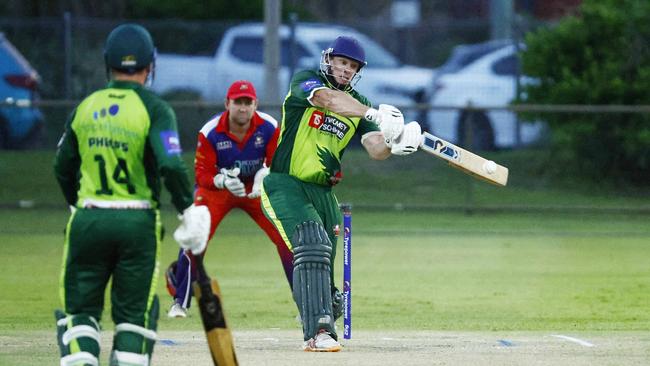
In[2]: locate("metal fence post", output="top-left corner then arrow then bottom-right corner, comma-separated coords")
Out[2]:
63,12 -> 72,99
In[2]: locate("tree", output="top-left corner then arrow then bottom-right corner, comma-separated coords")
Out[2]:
520,0 -> 650,184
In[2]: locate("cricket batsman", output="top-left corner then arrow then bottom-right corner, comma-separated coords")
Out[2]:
261,36 -> 423,351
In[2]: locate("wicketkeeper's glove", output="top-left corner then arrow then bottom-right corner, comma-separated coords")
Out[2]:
247,166 -> 269,199
213,167 -> 246,197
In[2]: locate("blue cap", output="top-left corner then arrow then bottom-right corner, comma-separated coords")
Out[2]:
328,36 -> 366,68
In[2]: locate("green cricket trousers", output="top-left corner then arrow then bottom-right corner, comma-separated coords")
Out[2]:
261,172 -> 342,275
58,208 -> 161,363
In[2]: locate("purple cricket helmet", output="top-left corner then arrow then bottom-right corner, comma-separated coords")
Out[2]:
320,35 -> 367,90
328,36 -> 367,68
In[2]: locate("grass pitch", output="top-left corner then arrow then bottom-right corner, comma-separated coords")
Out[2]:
1,208 -> 649,332
1,149 -> 650,364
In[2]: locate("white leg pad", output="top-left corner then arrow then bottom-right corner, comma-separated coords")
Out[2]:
110,350 -> 149,366
60,351 -> 99,366
115,323 -> 157,341
62,325 -> 101,346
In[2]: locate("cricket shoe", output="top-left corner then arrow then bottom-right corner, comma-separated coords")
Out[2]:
303,330 -> 342,352
167,303 -> 187,318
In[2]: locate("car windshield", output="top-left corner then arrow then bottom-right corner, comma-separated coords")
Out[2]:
230,36 -> 311,66
315,39 -> 400,69
440,41 -> 512,74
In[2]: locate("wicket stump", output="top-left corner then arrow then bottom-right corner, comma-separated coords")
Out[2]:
340,203 -> 352,339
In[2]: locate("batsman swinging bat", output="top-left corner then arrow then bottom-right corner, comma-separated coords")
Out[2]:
192,254 -> 238,366
420,131 -> 509,186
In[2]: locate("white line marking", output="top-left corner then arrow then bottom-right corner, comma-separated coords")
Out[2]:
550,334 -> 595,347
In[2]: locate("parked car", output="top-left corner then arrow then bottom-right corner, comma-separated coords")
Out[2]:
0,32 -> 44,149
427,41 -> 544,150
153,22 -> 435,119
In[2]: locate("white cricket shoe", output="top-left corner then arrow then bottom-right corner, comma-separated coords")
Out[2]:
167,303 -> 187,318
303,330 -> 342,352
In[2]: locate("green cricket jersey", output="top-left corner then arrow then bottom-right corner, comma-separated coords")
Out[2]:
270,70 -> 380,186
54,80 -> 193,212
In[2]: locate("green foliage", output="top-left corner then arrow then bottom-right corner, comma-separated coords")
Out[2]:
520,0 -> 650,184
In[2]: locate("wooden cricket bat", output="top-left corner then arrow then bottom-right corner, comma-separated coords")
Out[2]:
420,131 -> 509,186
192,254 -> 238,366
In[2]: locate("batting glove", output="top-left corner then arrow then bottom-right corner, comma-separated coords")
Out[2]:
213,167 -> 246,197
247,166 -> 269,199
364,104 -> 405,147
174,204 -> 210,255
391,121 -> 423,156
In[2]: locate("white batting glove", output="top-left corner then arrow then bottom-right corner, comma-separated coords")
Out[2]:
173,204 -> 210,255
213,167 -> 246,197
364,104 -> 405,147
247,166 -> 269,199
391,121 -> 423,156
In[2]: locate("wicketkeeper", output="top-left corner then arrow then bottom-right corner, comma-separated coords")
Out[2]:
53,23 -> 209,366
165,80 -> 294,318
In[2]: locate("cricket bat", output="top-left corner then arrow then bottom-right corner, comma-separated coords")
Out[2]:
420,131 -> 509,186
192,254 -> 238,366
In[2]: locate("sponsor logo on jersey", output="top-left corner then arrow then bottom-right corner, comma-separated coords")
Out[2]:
254,134 -> 265,148
160,130 -> 182,155
236,158 -> 265,178
216,140 -> 232,150
300,78 -> 322,92
92,104 -> 120,120
308,111 -> 349,140
309,110 -> 324,128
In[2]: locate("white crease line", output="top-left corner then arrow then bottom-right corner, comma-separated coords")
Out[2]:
550,334 -> 595,347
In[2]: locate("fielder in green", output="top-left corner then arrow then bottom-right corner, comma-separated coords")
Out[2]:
260,36 -> 424,351
53,23 -> 210,366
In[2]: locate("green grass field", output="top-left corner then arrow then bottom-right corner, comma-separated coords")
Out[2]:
1,149 -> 650,364
2,208 -> 649,333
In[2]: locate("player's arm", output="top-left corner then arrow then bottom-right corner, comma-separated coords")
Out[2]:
288,71 -> 371,118
361,131 -> 391,160
310,88 -> 370,118
147,100 -> 194,213
265,127 -> 280,163
53,110 -> 81,206
194,133 -> 219,190
310,89 -> 405,152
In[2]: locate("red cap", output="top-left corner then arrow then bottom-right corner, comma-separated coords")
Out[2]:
226,80 -> 257,100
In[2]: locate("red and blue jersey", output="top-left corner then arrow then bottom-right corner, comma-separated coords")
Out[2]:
195,110 -> 279,190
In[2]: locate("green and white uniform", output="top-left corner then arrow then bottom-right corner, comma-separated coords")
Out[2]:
263,70 -> 379,245
261,70 -> 379,340
54,80 -> 193,364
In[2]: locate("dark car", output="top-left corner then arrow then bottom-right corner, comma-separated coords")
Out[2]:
0,32 -> 44,149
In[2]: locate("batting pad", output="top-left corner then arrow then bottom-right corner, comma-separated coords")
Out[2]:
292,221 -> 336,341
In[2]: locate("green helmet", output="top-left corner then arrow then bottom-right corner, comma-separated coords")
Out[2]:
104,23 -> 155,73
